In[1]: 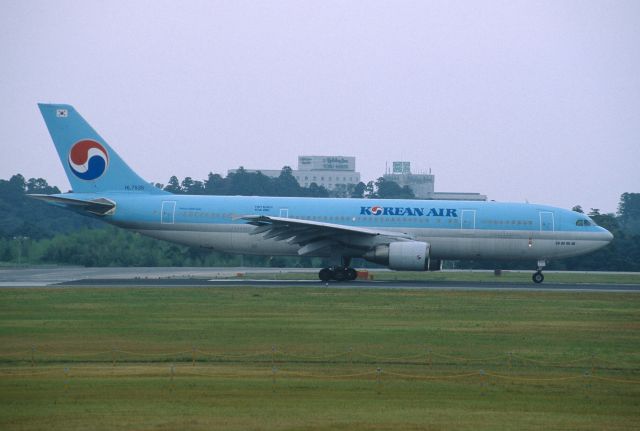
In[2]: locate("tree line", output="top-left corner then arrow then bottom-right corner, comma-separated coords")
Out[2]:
157,167 -> 414,199
0,172 -> 638,271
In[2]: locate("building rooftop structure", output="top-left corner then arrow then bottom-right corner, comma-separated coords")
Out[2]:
383,161 -> 486,201
228,155 -> 361,191
227,157 -> 485,200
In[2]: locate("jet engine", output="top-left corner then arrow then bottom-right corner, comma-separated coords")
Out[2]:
363,241 -> 439,271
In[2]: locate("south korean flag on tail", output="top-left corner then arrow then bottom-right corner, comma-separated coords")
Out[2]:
56,108 -> 68,118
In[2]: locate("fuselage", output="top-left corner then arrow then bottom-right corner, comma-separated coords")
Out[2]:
67,193 -> 613,262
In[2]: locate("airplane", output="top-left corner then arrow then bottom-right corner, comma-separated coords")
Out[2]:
31,103 -> 613,283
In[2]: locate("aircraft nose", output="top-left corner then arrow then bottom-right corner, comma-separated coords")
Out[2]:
603,228 -> 614,242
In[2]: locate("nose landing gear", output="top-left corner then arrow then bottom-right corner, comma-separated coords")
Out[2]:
532,259 -> 546,284
532,271 -> 544,284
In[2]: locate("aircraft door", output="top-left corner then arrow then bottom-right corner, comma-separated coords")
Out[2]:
539,211 -> 554,231
279,208 -> 289,218
161,201 -> 176,224
461,210 -> 476,230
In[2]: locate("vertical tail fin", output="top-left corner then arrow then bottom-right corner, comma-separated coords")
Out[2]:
38,103 -> 167,194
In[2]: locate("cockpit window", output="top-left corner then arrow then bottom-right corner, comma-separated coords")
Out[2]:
576,219 -> 595,227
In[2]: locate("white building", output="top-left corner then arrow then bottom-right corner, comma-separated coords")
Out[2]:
228,155 -> 361,191
383,161 -> 486,201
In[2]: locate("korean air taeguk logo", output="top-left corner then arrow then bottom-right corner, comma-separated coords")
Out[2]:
68,140 -> 109,180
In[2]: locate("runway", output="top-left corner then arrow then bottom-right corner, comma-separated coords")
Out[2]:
1,267 -> 639,292
55,278 -> 640,292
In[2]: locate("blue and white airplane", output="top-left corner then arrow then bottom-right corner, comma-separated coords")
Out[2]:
32,104 -> 613,283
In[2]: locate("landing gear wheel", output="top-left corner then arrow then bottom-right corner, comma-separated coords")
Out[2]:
532,271 -> 544,284
333,268 -> 348,282
346,268 -> 358,281
319,268 -> 333,282
318,266 -> 358,282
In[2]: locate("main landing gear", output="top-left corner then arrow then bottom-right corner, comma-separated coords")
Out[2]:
532,259 -> 546,284
318,266 -> 358,282
318,257 -> 358,282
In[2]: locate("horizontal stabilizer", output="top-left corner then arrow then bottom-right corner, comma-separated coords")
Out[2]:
28,194 -> 116,216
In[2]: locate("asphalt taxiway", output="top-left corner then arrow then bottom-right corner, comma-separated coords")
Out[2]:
1,267 -> 639,292
55,278 -> 640,292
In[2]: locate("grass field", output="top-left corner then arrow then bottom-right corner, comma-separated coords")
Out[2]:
234,269 -> 640,284
1,286 -> 639,430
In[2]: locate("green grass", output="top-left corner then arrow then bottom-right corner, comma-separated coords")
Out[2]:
1,287 -> 639,430
235,270 -> 640,284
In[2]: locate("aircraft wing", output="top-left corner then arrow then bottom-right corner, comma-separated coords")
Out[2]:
242,215 -> 413,256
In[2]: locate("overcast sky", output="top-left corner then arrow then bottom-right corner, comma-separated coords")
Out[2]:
1,1 -> 638,213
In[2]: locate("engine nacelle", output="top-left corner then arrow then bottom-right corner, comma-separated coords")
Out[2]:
363,241 -> 432,271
